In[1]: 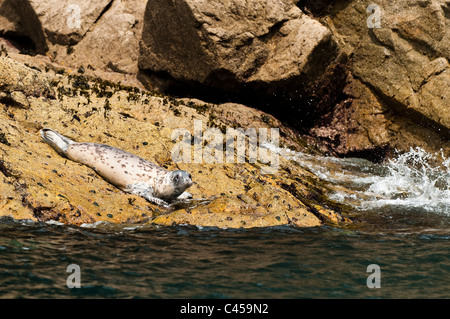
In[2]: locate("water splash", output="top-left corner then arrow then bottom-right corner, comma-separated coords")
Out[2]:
262,143 -> 450,215
363,147 -> 450,213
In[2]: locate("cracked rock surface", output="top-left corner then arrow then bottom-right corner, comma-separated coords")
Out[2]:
302,0 -> 450,158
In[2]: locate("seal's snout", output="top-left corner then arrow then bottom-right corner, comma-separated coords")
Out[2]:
183,172 -> 193,187
186,175 -> 193,187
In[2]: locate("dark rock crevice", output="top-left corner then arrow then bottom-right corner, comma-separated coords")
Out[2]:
138,55 -> 350,137
15,0 -> 48,53
92,0 -> 115,26
443,2 -> 450,19
296,0 -> 348,17
0,33 -> 37,56
139,40 -> 350,142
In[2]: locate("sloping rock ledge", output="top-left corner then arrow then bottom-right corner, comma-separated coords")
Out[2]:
0,54 -> 351,228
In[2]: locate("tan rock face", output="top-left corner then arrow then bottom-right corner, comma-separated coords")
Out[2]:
0,55 -> 349,228
338,1 -> 449,127
62,0 -> 146,74
305,0 -> 450,158
17,0 -> 112,47
138,0 -> 341,100
8,0 -> 146,74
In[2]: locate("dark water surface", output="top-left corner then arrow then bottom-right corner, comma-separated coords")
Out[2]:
0,212 -> 449,299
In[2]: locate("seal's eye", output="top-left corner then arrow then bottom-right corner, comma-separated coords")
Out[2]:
188,174 -> 192,179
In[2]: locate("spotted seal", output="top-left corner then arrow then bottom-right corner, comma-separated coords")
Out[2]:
40,128 -> 193,207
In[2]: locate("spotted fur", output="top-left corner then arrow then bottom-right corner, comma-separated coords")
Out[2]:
40,128 -> 193,207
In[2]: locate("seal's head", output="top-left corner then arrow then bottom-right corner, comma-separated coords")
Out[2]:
171,170 -> 193,189
157,170 -> 193,200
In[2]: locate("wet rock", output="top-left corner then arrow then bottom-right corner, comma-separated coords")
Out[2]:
153,195 -> 322,229
307,73 -> 450,159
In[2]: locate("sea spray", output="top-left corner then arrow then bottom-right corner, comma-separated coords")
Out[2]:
363,147 -> 450,213
261,143 -> 450,215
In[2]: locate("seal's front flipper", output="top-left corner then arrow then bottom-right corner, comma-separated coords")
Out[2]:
177,192 -> 193,200
125,183 -> 169,208
143,195 -> 169,207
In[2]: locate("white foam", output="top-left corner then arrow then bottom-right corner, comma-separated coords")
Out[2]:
80,221 -> 110,228
44,220 -> 65,226
269,144 -> 450,215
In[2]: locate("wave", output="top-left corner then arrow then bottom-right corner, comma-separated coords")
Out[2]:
263,143 -> 450,215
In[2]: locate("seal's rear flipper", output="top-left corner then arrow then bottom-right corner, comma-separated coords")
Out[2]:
40,128 -> 74,157
177,192 -> 193,199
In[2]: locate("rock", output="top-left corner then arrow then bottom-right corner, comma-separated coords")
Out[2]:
3,0 -> 449,162
0,54 -> 350,228
16,0 -> 112,49
353,28 -> 449,130
138,0 -> 343,115
338,1 -> 450,129
61,0 -> 146,74
153,194 -> 322,228
307,73 -> 450,159
4,0 -> 146,74
306,0 -> 450,158
0,56 -> 55,107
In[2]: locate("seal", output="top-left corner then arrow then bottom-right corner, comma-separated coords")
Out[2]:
40,128 -> 193,207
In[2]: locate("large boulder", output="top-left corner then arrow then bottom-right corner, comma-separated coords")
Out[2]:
138,0 -> 343,117
5,0 -> 146,74
305,0 -> 450,158
337,0 -> 450,130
